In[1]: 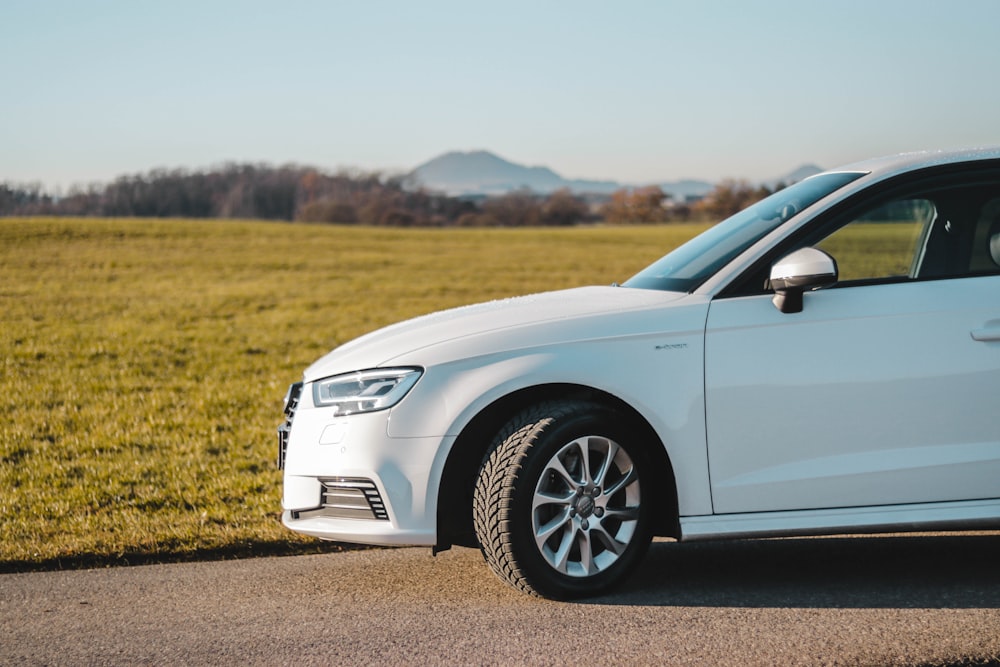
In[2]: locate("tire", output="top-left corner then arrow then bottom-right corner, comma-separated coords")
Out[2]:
473,400 -> 652,599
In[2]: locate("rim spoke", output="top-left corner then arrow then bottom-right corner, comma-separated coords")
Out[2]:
534,510 -> 572,550
602,504 -> 641,522
590,522 -> 627,556
532,486 -> 574,511
543,454 -> 579,488
550,525 -> 578,573
602,463 -> 637,497
591,438 -> 619,488
568,438 -> 592,486
577,529 -> 595,575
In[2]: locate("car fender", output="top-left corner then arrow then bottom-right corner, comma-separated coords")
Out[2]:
386,314 -> 713,517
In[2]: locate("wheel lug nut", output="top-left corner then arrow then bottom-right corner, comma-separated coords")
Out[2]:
592,487 -> 601,497
595,507 -> 604,517
581,520 -> 589,530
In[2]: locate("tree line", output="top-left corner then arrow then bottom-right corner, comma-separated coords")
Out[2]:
1,164 -> 781,225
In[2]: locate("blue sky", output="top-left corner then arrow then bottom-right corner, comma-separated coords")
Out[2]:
4,0 -> 1000,190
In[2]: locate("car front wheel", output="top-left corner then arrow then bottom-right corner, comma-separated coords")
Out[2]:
473,401 -> 652,599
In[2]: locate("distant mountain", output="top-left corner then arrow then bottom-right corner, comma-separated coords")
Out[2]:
410,149 -> 817,199
772,164 -> 824,186
410,150 -> 621,196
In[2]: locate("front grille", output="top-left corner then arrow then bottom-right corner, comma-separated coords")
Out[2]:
276,381 -> 303,470
291,478 -> 389,521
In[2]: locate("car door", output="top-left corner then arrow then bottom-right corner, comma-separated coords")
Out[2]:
703,184 -> 1000,515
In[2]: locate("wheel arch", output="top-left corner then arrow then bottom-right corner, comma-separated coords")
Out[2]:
435,382 -> 680,550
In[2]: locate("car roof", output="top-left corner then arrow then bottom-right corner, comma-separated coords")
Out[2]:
830,146 -> 1000,181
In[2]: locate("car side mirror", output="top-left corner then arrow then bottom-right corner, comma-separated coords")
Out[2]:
769,247 -> 838,314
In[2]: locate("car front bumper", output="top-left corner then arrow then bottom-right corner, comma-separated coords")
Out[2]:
280,382 -> 449,547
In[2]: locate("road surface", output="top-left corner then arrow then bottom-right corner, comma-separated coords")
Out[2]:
3,533 -> 1000,665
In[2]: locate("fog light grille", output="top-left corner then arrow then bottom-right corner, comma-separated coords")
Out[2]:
291,478 -> 389,521
277,381 -> 303,470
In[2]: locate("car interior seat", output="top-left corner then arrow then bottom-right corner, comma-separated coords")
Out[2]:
913,206 -> 962,278
990,211 -> 1000,267
971,196 -> 1000,271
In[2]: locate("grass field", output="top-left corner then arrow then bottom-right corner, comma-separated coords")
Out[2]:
1,217 -> 710,570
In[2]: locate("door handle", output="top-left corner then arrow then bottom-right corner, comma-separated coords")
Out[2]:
971,328 -> 1000,342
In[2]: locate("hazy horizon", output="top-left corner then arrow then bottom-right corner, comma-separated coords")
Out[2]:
4,0 -> 1000,190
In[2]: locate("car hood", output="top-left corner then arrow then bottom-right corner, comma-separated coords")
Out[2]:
303,285 -> 686,381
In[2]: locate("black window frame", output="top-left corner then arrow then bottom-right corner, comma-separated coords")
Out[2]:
717,162 -> 1000,299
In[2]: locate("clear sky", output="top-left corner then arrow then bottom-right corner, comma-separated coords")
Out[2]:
4,0 -> 1000,190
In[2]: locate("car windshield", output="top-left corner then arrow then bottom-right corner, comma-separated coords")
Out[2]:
623,171 -> 866,292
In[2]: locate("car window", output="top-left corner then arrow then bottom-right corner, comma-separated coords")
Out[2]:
624,172 -> 865,292
719,171 -> 1000,298
793,183 -> 1000,289
815,199 -> 931,282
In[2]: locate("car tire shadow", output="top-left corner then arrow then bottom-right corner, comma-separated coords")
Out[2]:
592,532 -> 1000,608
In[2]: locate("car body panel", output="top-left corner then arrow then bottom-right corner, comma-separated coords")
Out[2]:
680,497 -> 1000,541
705,275 -> 1000,513
303,286 -> 686,381
290,291 -> 716,524
282,400 -> 450,545
385,296 -> 714,515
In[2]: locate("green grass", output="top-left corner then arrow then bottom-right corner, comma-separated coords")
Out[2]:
818,220 -> 924,281
0,217 -> 709,570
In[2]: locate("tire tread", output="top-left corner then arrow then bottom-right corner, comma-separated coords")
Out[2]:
473,400 -> 611,598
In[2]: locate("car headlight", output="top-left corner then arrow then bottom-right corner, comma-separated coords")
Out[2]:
311,368 -> 422,416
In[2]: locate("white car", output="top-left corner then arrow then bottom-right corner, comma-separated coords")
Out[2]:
279,147 -> 1000,599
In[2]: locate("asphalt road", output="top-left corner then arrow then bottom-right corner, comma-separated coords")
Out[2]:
3,533 -> 1000,666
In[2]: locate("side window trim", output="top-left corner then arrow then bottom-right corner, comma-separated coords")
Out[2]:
716,166 -> 1000,299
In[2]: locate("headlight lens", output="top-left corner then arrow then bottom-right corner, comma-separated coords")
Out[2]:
311,368 -> 422,416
